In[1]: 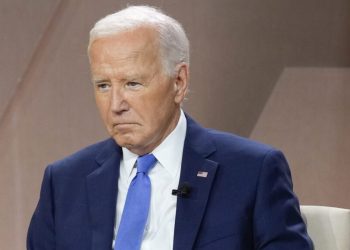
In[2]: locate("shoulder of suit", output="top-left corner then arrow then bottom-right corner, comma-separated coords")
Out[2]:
47,138 -> 117,176
185,114 -> 278,159
205,128 -> 278,158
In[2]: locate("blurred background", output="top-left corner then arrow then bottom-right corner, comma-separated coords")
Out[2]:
0,0 -> 349,249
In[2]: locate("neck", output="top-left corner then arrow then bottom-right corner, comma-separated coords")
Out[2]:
128,108 -> 181,156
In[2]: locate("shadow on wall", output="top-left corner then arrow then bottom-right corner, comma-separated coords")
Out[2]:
251,68 -> 350,209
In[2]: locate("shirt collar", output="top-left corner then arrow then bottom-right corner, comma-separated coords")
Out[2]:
152,109 -> 187,177
121,147 -> 138,177
121,109 -> 187,178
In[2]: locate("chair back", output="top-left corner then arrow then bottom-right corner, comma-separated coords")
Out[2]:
300,205 -> 350,250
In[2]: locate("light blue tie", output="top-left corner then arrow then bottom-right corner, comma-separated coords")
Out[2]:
114,154 -> 157,250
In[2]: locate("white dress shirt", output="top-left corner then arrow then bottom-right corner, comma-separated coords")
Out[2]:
113,110 -> 187,250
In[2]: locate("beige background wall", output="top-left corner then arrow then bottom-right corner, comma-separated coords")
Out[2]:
0,0 -> 349,249
251,67 -> 350,208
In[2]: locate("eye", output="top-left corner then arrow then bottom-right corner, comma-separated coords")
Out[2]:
95,82 -> 111,92
126,81 -> 142,89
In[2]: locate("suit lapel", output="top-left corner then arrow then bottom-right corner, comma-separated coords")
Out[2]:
173,117 -> 219,250
86,139 -> 122,250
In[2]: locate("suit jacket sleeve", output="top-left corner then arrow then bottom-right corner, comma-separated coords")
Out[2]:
27,165 -> 56,250
253,150 -> 313,249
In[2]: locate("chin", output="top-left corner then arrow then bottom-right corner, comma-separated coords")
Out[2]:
112,134 -> 134,148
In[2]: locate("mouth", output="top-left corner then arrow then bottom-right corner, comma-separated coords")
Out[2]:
113,123 -> 139,129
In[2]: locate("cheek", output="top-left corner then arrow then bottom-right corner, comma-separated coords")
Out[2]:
145,108 -> 170,132
95,97 -> 110,123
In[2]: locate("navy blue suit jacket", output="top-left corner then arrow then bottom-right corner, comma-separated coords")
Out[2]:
27,116 -> 313,249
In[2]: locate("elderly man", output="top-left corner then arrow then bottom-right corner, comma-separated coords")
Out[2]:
27,5 -> 313,250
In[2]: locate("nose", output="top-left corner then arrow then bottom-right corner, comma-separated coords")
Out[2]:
110,86 -> 129,114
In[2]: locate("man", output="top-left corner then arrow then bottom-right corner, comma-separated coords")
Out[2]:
27,5 -> 313,250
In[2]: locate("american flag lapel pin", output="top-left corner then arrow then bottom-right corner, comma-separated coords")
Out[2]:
197,171 -> 208,178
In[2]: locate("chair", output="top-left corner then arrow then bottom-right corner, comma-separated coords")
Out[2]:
300,205 -> 350,250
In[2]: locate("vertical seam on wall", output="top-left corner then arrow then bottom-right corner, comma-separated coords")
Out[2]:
0,1 -> 81,250
0,0 -> 70,134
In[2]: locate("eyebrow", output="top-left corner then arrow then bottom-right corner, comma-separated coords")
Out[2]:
91,71 -> 149,86
92,78 -> 109,85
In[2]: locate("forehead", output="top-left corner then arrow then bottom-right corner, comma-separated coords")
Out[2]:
89,26 -> 160,62
89,26 -> 163,79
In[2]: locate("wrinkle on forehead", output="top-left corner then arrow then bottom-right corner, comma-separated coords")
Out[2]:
90,31 -> 164,82
90,26 -> 160,60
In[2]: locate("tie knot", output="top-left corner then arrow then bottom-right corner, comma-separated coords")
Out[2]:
136,154 -> 157,174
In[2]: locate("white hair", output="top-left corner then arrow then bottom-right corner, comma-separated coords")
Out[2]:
88,5 -> 190,76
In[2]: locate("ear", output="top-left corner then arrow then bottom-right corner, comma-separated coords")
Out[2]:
174,63 -> 189,104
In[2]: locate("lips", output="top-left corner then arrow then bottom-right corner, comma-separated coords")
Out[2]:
115,123 -> 134,126
113,123 -> 139,130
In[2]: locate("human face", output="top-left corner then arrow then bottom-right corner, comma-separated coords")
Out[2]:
89,27 -> 188,155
